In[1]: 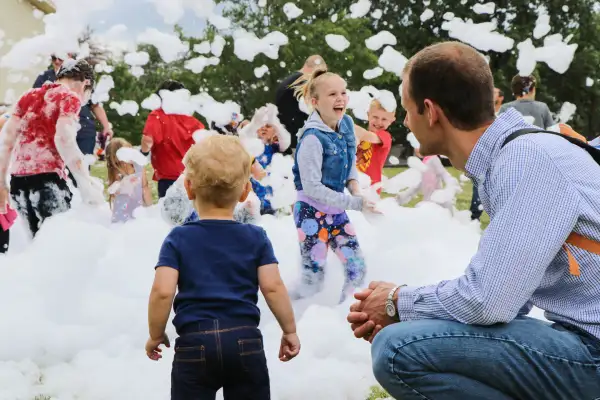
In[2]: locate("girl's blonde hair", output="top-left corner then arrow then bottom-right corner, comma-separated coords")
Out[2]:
105,137 -> 134,204
291,68 -> 338,104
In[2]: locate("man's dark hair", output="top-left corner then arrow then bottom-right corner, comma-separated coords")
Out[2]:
56,59 -> 94,89
156,79 -> 186,97
403,41 -> 495,130
511,74 -> 536,97
497,88 -> 504,97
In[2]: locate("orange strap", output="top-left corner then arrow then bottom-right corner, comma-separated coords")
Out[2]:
563,232 -> 600,276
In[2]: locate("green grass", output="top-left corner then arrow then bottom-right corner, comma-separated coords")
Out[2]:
383,166 -> 490,229
88,163 -> 486,400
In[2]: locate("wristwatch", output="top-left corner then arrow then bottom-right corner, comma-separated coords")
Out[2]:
385,285 -> 406,319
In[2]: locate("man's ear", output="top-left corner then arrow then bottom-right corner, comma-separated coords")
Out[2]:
183,177 -> 195,200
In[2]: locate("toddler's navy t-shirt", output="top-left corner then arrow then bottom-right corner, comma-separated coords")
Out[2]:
156,219 -> 278,333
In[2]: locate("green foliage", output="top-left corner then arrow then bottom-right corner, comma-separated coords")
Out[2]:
100,0 -> 600,147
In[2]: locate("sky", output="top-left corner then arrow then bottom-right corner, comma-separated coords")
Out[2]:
88,0 -> 212,40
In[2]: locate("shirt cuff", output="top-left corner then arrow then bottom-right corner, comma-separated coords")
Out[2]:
396,285 -> 420,321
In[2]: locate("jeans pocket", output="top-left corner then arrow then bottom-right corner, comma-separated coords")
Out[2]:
174,345 -> 206,364
238,338 -> 266,372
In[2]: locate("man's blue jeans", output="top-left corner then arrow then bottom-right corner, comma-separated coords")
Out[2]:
371,317 -> 600,399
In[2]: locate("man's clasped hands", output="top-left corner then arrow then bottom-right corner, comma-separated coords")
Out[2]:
347,281 -> 402,343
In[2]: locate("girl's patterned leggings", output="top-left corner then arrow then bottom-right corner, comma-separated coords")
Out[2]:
292,201 -> 366,303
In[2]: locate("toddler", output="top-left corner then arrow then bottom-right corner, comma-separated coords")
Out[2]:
146,135 -> 299,400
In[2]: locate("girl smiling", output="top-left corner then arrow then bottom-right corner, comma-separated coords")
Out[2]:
290,68 -> 377,303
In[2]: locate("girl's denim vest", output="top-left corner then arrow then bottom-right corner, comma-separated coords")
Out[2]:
293,114 -> 356,193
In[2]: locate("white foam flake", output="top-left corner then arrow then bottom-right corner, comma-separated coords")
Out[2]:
587,78 -> 595,87
441,18 -> 514,53
376,89 -> 397,112
363,67 -> 384,80
161,89 -> 196,116
516,35 -> 578,75
141,94 -> 162,111
533,11 -> 551,39
378,46 -> 408,76
420,9 -> 434,22
558,102 -> 577,123
371,9 -> 383,19
254,65 -> 270,78
472,2 -> 495,14
91,75 -> 115,104
209,14 -> 231,30
150,0 -> 184,24
211,35 -> 226,57
116,147 -> 149,167
283,3 -> 303,20
325,34 -> 351,52
184,56 -> 220,74
365,31 -> 397,51
137,28 -> 189,63
194,41 -> 211,54
388,156 -> 400,165
331,13 -> 338,23
109,100 -> 140,116
349,0 -> 372,18
233,30 -> 288,61
258,0 -> 267,6
407,132 -> 421,149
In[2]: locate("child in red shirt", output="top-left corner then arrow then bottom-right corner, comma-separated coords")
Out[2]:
0,59 -> 104,237
141,80 -> 205,198
355,99 -> 396,194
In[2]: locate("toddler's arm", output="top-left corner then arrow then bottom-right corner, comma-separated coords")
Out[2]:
146,266 -> 178,360
258,263 -> 300,361
148,266 -> 178,340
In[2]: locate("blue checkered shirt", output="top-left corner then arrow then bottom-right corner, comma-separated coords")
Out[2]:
397,108 -> 600,339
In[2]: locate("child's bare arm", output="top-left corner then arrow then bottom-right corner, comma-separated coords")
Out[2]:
251,160 -> 267,180
142,172 -> 153,206
0,116 -> 20,188
148,266 -> 178,340
354,124 -> 382,144
258,264 -> 296,334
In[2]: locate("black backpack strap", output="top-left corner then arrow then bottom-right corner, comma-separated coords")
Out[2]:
501,128 -> 600,166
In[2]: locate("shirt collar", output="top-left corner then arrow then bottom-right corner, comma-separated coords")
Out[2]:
465,108 -> 531,182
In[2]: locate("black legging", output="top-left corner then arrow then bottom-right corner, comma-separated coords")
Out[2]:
0,228 -> 8,254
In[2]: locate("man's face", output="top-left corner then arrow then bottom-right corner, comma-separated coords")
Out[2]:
493,88 -> 503,105
401,76 -> 441,156
51,55 -> 63,70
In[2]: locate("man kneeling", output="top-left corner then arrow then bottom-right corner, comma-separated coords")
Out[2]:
348,42 -> 600,400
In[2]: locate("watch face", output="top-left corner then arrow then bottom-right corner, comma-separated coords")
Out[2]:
386,303 -> 395,317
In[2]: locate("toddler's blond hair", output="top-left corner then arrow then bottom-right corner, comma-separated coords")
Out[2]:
183,135 -> 252,208
370,99 -> 396,114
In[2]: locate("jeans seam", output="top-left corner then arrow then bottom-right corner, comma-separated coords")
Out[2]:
394,334 -> 600,368
389,348 -> 431,400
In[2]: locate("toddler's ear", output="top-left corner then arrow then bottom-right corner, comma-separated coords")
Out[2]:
239,180 -> 251,202
183,178 -> 195,200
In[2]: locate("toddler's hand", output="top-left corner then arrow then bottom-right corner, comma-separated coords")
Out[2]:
279,332 -> 300,362
145,333 -> 170,361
